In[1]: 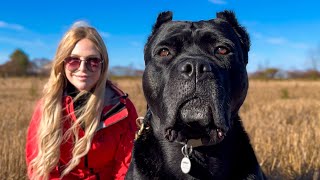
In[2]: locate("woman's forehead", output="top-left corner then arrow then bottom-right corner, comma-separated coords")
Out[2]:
71,38 -> 100,56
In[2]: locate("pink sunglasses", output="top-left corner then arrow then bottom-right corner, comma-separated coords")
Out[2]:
64,56 -> 103,72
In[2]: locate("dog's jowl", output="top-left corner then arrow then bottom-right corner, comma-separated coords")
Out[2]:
126,10 -> 266,180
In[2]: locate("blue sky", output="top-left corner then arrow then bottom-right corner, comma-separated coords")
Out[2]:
1,0 -> 320,73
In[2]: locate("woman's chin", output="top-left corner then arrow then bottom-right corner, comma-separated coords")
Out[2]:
74,83 -> 94,92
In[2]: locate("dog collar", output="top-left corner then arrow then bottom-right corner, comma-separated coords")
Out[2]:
135,117 -> 149,140
187,138 -> 203,148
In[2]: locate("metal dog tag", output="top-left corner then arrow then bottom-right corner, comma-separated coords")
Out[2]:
181,156 -> 191,174
181,144 -> 193,174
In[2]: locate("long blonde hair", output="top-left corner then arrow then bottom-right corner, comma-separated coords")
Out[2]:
28,23 -> 109,179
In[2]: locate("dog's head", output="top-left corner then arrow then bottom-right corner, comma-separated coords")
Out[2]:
143,10 -> 250,146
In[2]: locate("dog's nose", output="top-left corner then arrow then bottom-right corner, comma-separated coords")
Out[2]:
179,60 -> 212,79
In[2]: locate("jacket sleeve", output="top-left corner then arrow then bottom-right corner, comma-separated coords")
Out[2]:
112,98 -> 138,180
26,100 -> 61,179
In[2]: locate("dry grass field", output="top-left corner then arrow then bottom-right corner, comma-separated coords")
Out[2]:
0,77 -> 319,180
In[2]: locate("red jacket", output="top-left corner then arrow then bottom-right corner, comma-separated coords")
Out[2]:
26,82 -> 138,180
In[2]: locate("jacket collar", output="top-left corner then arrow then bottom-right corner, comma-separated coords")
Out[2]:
98,81 -> 129,130
62,80 -> 129,132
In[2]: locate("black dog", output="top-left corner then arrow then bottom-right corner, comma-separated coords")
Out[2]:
126,10 -> 266,180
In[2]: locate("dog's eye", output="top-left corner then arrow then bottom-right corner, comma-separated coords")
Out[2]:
215,46 -> 230,55
158,48 -> 171,57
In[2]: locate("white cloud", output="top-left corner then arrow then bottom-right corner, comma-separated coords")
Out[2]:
266,37 -> 287,45
262,35 -> 310,50
0,21 -> 24,31
252,32 -> 263,39
100,31 -> 111,38
71,20 -> 90,28
208,0 -> 227,5
0,36 -> 46,47
251,31 -> 311,50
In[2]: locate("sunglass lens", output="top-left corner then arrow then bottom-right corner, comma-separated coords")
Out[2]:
65,57 -> 81,71
86,58 -> 101,72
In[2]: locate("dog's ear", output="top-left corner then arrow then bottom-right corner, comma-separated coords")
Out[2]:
153,11 -> 173,31
144,11 -> 173,65
216,10 -> 250,64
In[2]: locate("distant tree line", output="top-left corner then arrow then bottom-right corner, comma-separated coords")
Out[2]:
250,44 -> 320,80
0,49 -> 51,77
249,68 -> 320,80
0,49 -> 143,78
1,48 -> 320,79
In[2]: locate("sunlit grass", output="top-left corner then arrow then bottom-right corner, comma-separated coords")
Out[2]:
0,77 -> 319,179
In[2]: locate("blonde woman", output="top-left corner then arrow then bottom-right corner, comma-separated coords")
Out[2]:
26,23 -> 138,179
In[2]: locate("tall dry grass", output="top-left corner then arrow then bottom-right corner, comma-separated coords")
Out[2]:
241,80 -> 320,179
0,77 -> 319,179
0,77 -> 47,180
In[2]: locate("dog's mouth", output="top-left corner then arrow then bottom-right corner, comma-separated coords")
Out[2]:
165,97 -> 227,146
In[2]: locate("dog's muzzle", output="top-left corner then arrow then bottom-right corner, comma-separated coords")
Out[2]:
187,128 -> 225,147
175,97 -> 227,146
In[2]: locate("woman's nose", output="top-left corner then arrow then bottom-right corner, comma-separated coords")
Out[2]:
78,60 -> 87,71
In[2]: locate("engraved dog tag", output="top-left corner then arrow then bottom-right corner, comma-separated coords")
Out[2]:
181,156 -> 191,174
181,144 -> 193,174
